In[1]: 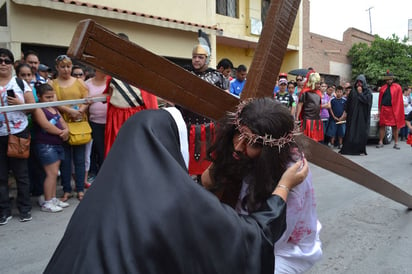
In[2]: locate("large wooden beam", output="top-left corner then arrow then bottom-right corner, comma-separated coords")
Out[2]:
296,135 -> 412,208
67,19 -> 239,121
241,0 -> 301,99
66,3 -> 412,208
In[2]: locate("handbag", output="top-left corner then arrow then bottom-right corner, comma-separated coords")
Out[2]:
67,120 -> 92,146
7,133 -> 31,158
54,84 -> 92,146
1,91 -> 30,159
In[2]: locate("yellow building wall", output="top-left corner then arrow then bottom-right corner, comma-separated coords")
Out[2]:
8,3 -> 195,59
7,0 -> 301,71
216,44 -> 255,69
215,0 -> 302,75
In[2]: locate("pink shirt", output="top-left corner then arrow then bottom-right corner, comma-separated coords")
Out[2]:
86,79 -> 107,124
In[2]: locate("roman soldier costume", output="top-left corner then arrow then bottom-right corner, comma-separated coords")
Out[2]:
180,30 -> 229,177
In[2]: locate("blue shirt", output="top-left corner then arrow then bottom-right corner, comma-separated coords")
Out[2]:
330,97 -> 346,117
230,79 -> 246,96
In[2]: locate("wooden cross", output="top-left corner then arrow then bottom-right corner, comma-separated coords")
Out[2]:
67,0 -> 412,208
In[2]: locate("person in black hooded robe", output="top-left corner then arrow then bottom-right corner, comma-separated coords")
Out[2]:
339,74 -> 372,155
44,106 -> 308,274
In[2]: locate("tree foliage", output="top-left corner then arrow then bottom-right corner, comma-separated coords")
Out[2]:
348,34 -> 412,88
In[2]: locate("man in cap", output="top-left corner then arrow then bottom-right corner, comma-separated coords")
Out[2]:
180,30 -> 229,181
275,78 -> 296,116
376,70 -> 404,149
38,64 -> 50,80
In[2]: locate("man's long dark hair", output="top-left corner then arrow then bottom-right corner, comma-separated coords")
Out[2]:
206,97 -> 299,212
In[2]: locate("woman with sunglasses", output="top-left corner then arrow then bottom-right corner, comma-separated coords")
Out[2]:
0,48 -> 35,225
50,55 -> 89,202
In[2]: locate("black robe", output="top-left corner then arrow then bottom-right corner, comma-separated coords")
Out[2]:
340,74 -> 372,155
44,108 -> 287,274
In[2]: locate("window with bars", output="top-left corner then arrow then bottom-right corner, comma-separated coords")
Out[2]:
216,0 -> 238,18
0,3 -> 7,27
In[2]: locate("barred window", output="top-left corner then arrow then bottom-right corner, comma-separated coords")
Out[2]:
216,0 -> 238,18
0,3 -> 7,27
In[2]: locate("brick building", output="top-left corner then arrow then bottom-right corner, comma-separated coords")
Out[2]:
302,0 -> 374,85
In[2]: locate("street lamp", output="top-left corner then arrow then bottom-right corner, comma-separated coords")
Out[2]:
366,7 -> 374,34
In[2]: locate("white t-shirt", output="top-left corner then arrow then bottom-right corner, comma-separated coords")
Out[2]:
403,95 -> 412,115
0,77 -> 31,136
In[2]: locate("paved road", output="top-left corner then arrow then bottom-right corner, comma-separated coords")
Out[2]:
1,141 -> 412,274
307,141 -> 412,274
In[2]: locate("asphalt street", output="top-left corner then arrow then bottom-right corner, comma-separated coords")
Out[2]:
1,141 -> 412,274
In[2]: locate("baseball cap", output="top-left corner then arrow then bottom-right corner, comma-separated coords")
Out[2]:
38,64 -> 50,72
278,78 -> 288,85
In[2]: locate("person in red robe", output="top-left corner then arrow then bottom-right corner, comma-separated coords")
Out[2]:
102,33 -> 159,157
377,70 -> 405,149
103,76 -> 158,157
295,70 -> 324,142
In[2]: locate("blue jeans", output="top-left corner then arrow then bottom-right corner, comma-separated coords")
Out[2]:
28,142 -> 45,196
322,119 -> 329,144
0,135 -> 31,216
89,121 -> 106,176
60,143 -> 85,193
400,119 -> 409,138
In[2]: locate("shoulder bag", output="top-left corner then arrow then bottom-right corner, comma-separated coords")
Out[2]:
1,89 -> 30,159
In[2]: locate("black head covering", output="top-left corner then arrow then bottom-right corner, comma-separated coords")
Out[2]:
45,108 -> 286,274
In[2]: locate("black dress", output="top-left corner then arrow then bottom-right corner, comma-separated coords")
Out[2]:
44,108 -> 287,274
340,74 -> 372,155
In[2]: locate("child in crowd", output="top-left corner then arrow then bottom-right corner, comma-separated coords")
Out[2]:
33,82 -> 70,212
275,78 -> 296,116
326,86 -> 346,149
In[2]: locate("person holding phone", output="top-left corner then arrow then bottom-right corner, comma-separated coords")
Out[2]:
0,48 -> 35,225
6,89 -> 15,97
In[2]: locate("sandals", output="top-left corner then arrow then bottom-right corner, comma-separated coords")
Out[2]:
77,192 -> 84,201
60,192 -> 72,202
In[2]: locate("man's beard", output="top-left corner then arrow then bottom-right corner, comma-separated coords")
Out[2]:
228,150 -> 256,182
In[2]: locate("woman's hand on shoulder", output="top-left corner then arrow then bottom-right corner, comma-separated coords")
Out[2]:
279,158 -> 308,190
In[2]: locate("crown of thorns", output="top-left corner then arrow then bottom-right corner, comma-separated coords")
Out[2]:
228,99 -> 298,149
